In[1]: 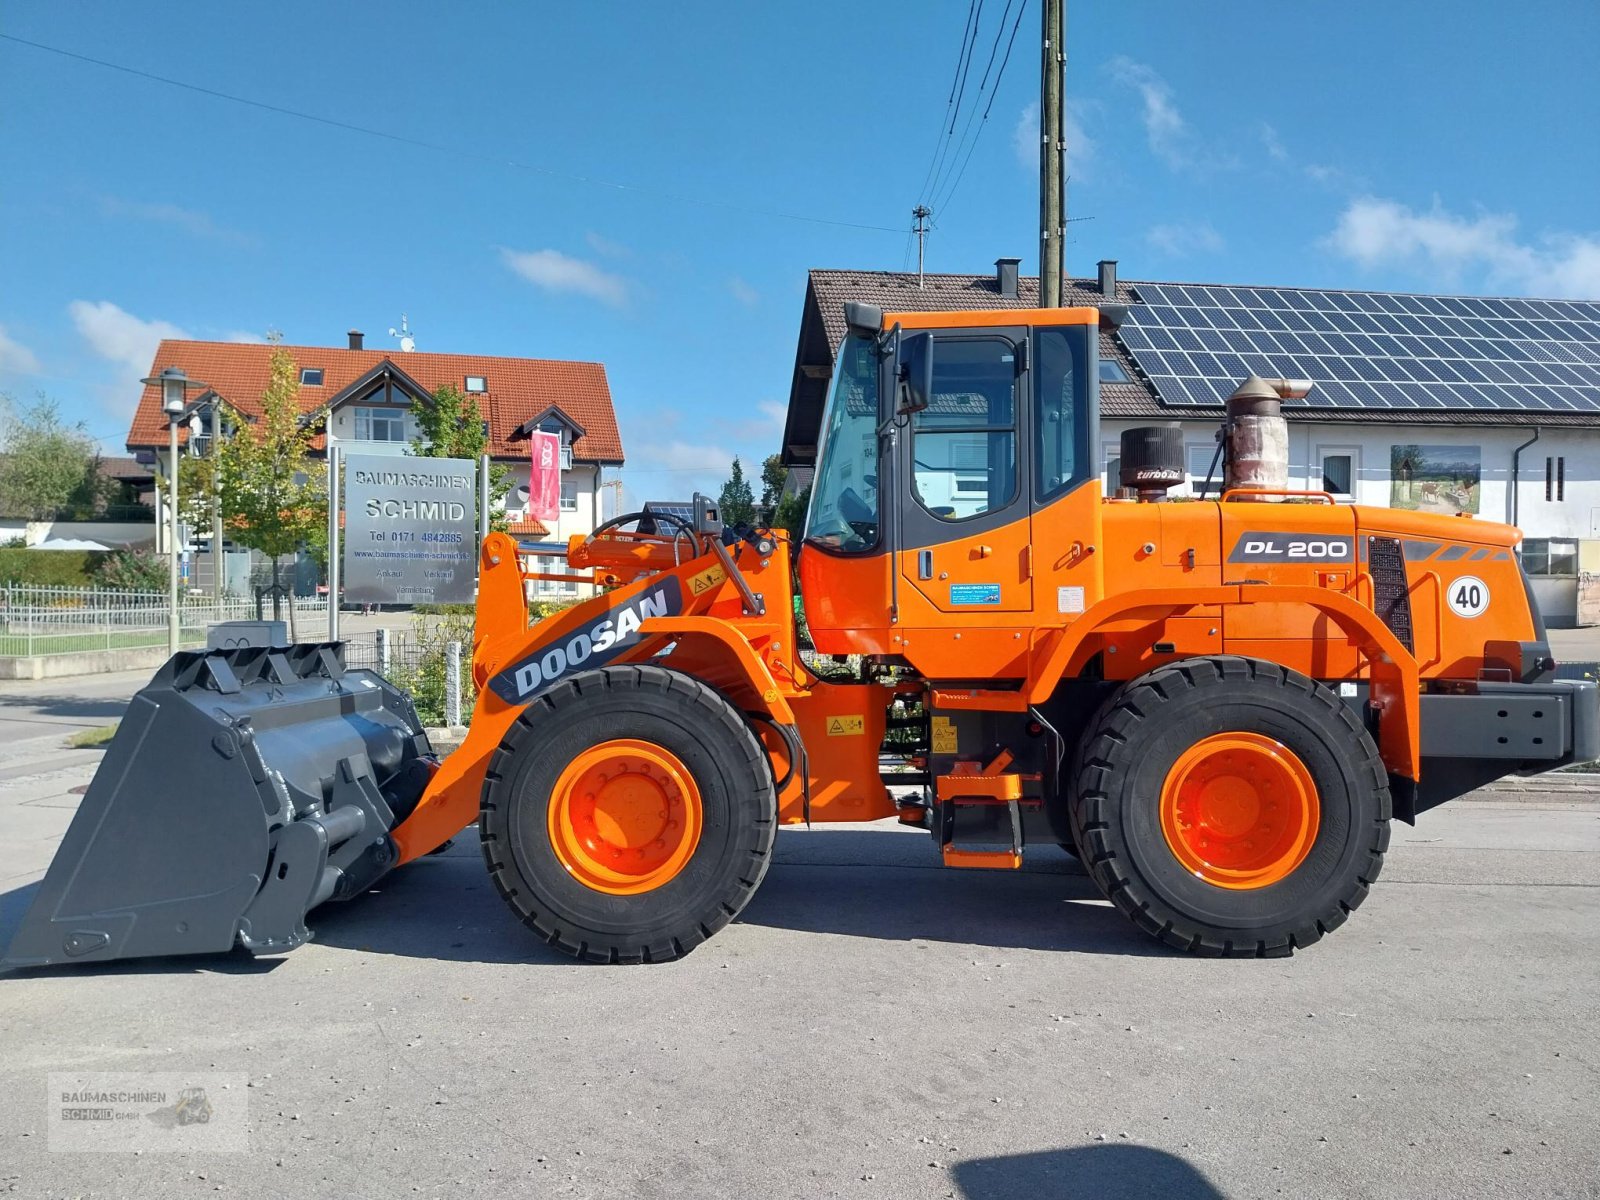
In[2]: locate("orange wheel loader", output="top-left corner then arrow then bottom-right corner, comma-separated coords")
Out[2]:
6,302 -> 1597,969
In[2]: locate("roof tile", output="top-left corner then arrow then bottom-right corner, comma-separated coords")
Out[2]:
127,341 -> 624,462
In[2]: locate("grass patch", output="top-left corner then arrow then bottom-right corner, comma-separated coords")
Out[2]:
66,723 -> 118,748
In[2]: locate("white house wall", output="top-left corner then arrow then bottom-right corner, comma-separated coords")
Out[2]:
500,460 -> 603,539
1099,419 -> 1600,540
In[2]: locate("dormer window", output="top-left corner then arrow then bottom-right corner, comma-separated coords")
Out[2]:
540,419 -> 574,469
464,375 -> 487,393
300,368 -> 324,386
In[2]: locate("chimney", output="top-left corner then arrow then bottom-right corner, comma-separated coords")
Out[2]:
347,329 -> 364,351
1098,259 -> 1118,300
995,257 -> 1021,299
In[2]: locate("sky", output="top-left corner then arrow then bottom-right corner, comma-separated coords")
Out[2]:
2,1 -> 1598,505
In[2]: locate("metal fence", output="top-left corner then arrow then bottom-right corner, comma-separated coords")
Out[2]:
342,627 -> 472,728
0,583 -> 327,658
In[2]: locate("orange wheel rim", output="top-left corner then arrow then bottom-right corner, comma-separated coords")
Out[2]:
1159,732 -> 1319,890
548,738 -> 703,895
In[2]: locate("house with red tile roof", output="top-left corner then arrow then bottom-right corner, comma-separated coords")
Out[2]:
127,330 -> 625,597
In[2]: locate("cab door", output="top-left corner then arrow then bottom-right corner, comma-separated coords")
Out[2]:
896,330 -> 1033,614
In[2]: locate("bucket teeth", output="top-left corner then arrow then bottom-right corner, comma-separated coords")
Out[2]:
2,644 -> 435,971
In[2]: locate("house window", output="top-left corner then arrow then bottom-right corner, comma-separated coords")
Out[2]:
1099,360 -> 1132,384
300,368 -> 324,386
1319,447 -> 1359,499
539,419 -> 575,469
465,375 -> 487,393
1522,538 -> 1578,577
1103,443 -> 1121,492
1186,442 -> 1220,496
535,555 -> 577,595
354,406 -> 406,442
560,482 -> 579,512
1545,456 -> 1565,502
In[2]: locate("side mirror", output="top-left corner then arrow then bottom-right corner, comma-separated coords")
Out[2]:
896,332 -> 933,415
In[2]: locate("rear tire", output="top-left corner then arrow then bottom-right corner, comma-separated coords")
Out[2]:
1069,656 -> 1390,957
480,664 -> 775,963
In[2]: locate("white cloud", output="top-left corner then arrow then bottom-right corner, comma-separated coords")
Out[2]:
68,300 -> 189,381
223,330 -> 268,344
728,276 -> 760,307
1108,57 -> 1190,169
727,399 -> 786,442
500,248 -> 630,307
1326,197 -> 1600,298
1146,220 -> 1225,257
0,323 -> 41,375
1013,102 -> 1038,169
98,196 -> 256,247
1013,101 -> 1095,178
584,231 -> 631,259
1254,125 -> 1358,191
1260,122 -> 1289,164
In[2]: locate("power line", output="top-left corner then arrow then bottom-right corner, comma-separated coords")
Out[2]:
0,33 -> 904,235
947,0 -> 986,138
976,0 -> 1015,94
914,1 -> 980,206
928,0 -> 1015,206
932,0 -> 1029,215
983,0 -> 1029,120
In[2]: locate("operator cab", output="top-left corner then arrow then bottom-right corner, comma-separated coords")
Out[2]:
801,305 -> 1104,672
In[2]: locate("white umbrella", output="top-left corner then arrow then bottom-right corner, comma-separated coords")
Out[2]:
30,538 -> 112,551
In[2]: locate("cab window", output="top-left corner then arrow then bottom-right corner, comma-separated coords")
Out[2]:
804,334 -> 880,551
1033,327 -> 1087,502
911,337 -> 1018,521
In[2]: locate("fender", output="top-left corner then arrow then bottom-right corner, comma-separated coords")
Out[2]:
393,536 -> 802,865
1027,585 -> 1421,780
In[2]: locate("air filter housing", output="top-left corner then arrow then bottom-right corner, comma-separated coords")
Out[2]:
1119,425 -> 1186,500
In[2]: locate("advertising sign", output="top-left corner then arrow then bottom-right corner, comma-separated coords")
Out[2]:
343,453 -> 477,604
529,430 -> 561,522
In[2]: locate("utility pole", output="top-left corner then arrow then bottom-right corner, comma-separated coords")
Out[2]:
1039,0 -> 1065,307
911,205 -> 932,286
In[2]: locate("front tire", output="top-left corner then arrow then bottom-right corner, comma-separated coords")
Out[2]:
1069,657 -> 1390,956
480,665 -> 776,963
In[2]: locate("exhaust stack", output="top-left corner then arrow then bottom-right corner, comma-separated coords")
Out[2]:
1223,376 -> 1311,495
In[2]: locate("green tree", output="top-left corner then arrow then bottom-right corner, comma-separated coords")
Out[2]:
215,349 -> 326,639
410,382 -> 510,533
760,453 -> 786,510
759,452 -> 810,535
771,485 -> 811,537
717,456 -> 757,529
156,451 -> 222,542
0,394 -> 104,520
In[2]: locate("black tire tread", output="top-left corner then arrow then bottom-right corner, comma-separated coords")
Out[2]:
478,663 -> 776,964
1069,655 -> 1390,958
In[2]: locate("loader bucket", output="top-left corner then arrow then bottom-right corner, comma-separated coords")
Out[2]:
2,643 -> 436,971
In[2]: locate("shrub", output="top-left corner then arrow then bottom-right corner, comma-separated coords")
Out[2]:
91,548 -> 170,592
0,547 -> 102,587
384,599 -> 579,726
387,612 -> 476,727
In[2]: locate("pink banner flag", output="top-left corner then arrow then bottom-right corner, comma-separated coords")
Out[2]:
528,430 -> 561,522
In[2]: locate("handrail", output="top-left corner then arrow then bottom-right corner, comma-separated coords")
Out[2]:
1220,488 -> 1337,504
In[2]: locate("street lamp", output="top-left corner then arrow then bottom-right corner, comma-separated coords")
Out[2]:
142,367 -> 205,655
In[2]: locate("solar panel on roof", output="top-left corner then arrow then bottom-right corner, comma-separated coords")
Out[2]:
1122,283 -> 1600,411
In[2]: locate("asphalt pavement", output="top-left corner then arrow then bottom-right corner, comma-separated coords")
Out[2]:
1,714 -> 1597,1198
